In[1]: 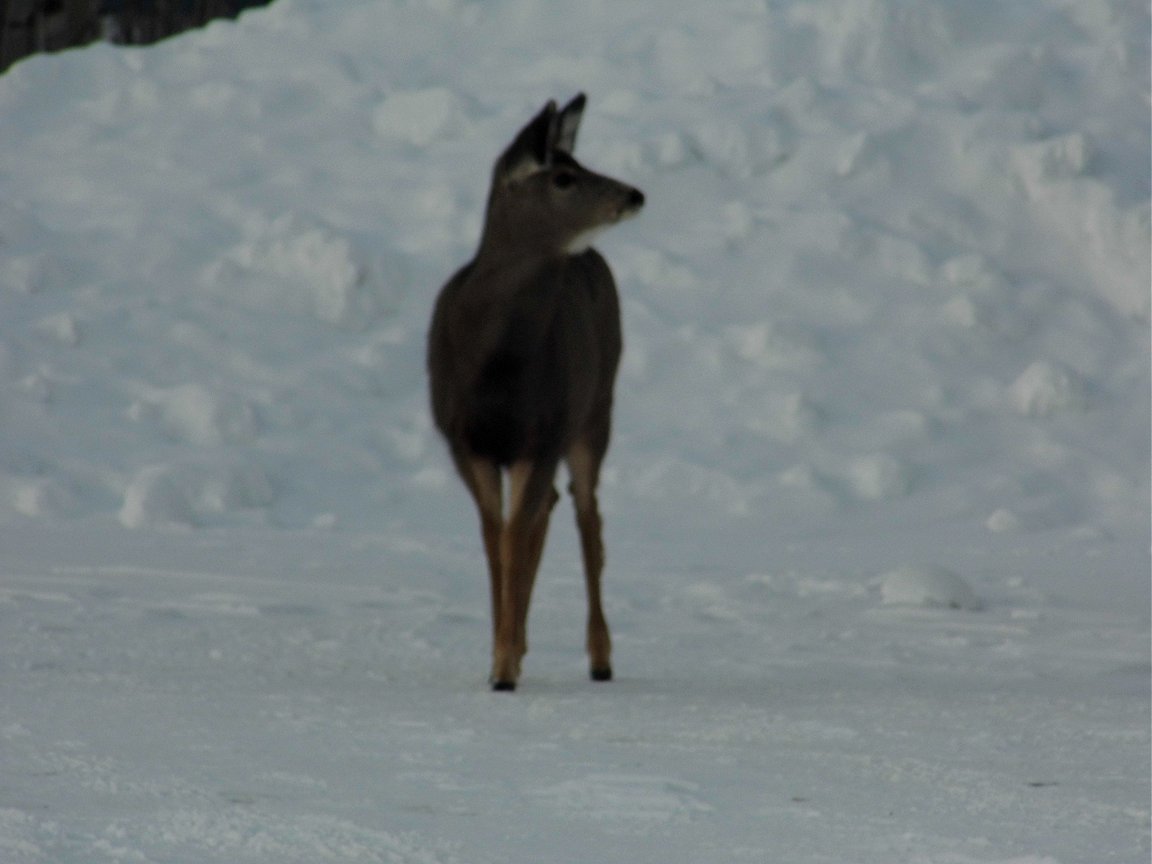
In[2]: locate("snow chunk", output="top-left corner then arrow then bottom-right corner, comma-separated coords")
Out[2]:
199,463 -> 275,514
205,213 -> 376,328
788,0 -> 954,83
36,312 -> 82,346
629,457 -> 754,516
939,254 -> 1010,294
373,87 -> 463,147
939,294 -> 979,329
1010,361 -> 1087,417
120,465 -> 198,529
1012,133 -> 1092,191
848,454 -> 911,501
129,384 -> 259,446
537,774 -> 711,822
726,322 -> 824,371
1085,200 -> 1151,321
837,130 -> 883,178
12,478 -> 78,519
986,508 -> 1022,534
648,131 -> 690,168
746,393 -> 820,444
119,460 -> 276,529
880,565 -> 983,611
687,117 -> 792,178
1,253 -> 57,294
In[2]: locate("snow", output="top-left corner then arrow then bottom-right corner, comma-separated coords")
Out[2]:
0,0 -> 1148,861
879,565 -> 983,611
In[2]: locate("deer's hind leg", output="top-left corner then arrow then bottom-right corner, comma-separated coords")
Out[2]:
567,438 -> 612,682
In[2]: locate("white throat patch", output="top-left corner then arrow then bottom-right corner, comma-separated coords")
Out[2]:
564,226 -> 606,254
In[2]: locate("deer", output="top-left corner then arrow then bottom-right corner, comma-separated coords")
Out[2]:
427,94 -> 644,691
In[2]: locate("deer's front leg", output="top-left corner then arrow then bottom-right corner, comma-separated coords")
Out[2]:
490,460 -> 559,691
491,516 -> 530,690
455,457 -> 511,684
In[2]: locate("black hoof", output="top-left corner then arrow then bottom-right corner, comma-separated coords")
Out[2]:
491,679 -> 517,692
590,666 -> 613,682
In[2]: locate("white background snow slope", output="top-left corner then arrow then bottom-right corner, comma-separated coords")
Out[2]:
0,0 -> 1149,861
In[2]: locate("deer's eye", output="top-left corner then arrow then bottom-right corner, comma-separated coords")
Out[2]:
552,171 -> 577,190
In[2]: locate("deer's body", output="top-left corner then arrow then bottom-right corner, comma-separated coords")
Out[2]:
430,249 -> 619,467
427,94 -> 643,690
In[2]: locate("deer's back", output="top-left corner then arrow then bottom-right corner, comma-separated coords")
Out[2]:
428,250 -> 621,466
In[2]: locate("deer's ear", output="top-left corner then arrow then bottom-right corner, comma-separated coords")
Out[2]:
495,100 -> 557,184
552,93 -> 586,156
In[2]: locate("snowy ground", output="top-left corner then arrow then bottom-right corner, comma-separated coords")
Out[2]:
0,0 -> 1149,861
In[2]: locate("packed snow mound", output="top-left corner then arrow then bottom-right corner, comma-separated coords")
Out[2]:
1010,361 -> 1089,418
202,212 -> 379,328
0,0 -> 1146,541
880,565 -> 983,611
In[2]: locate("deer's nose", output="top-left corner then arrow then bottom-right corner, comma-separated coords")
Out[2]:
628,188 -> 645,209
